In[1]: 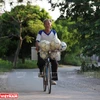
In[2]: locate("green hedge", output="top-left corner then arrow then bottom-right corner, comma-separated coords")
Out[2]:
0,59 -> 13,72
63,54 -> 81,66
0,58 -> 38,72
16,60 -> 37,69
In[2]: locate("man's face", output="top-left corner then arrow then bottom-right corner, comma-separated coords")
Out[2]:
44,20 -> 52,29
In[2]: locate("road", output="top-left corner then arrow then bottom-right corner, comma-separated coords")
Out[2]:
0,66 -> 100,100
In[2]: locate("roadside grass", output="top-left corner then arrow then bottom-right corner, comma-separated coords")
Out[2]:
0,59 -> 13,72
16,60 -> 37,69
0,58 -> 37,72
63,54 -> 81,66
83,71 -> 100,78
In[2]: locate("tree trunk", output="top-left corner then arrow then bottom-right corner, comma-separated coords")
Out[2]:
13,38 -> 23,68
13,22 -> 23,68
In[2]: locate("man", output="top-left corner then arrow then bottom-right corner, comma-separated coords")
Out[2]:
36,19 -> 59,84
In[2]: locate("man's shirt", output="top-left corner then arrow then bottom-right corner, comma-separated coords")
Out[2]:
36,30 -> 58,42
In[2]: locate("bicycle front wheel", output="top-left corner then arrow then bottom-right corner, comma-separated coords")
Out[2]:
47,62 -> 52,94
43,66 -> 47,92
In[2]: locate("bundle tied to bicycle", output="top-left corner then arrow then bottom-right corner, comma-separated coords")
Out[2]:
38,38 -> 67,60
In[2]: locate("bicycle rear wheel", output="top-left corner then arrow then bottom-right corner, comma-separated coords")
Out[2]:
47,62 -> 52,94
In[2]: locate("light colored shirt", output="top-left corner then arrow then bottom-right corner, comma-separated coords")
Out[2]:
36,30 -> 58,42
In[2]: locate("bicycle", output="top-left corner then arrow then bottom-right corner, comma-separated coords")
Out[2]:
43,51 -> 52,94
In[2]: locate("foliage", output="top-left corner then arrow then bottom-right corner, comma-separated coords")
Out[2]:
49,0 -> 100,58
0,38 -> 18,58
0,58 -> 37,71
0,39 -> 9,57
16,59 -> 37,69
80,55 -> 100,72
54,18 -> 82,53
52,18 -> 82,65
63,53 -> 81,66
0,59 -> 13,72
0,4 -> 51,66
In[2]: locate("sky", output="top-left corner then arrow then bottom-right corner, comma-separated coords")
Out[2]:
1,0 -> 60,20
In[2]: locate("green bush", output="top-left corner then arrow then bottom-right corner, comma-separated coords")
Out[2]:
63,54 -> 81,66
80,55 -> 100,72
16,60 -> 37,69
0,58 -> 13,72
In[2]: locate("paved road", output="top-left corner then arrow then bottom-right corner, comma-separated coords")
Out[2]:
0,66 -> 100,100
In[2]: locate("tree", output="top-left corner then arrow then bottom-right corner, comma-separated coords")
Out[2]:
52,18 -> 82,65
53,18 -> 81,53
48,0 -> 100,57
0,4 -> 51,68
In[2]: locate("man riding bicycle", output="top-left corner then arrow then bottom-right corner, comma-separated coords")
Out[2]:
35,19 -> 59,85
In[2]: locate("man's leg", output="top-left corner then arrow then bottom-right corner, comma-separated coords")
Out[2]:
50,59 -> 58,81
37,52 -> 45,76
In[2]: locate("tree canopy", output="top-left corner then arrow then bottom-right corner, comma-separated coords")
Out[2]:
0,4 -> 51,67
49,0 -> 100,56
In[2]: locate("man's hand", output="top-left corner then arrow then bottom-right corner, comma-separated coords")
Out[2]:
36,47 -> 39,51
35,41 -> 39,51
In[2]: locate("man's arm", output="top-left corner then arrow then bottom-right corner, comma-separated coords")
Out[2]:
35,31 -> 42,51
35,41 -> 39,51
